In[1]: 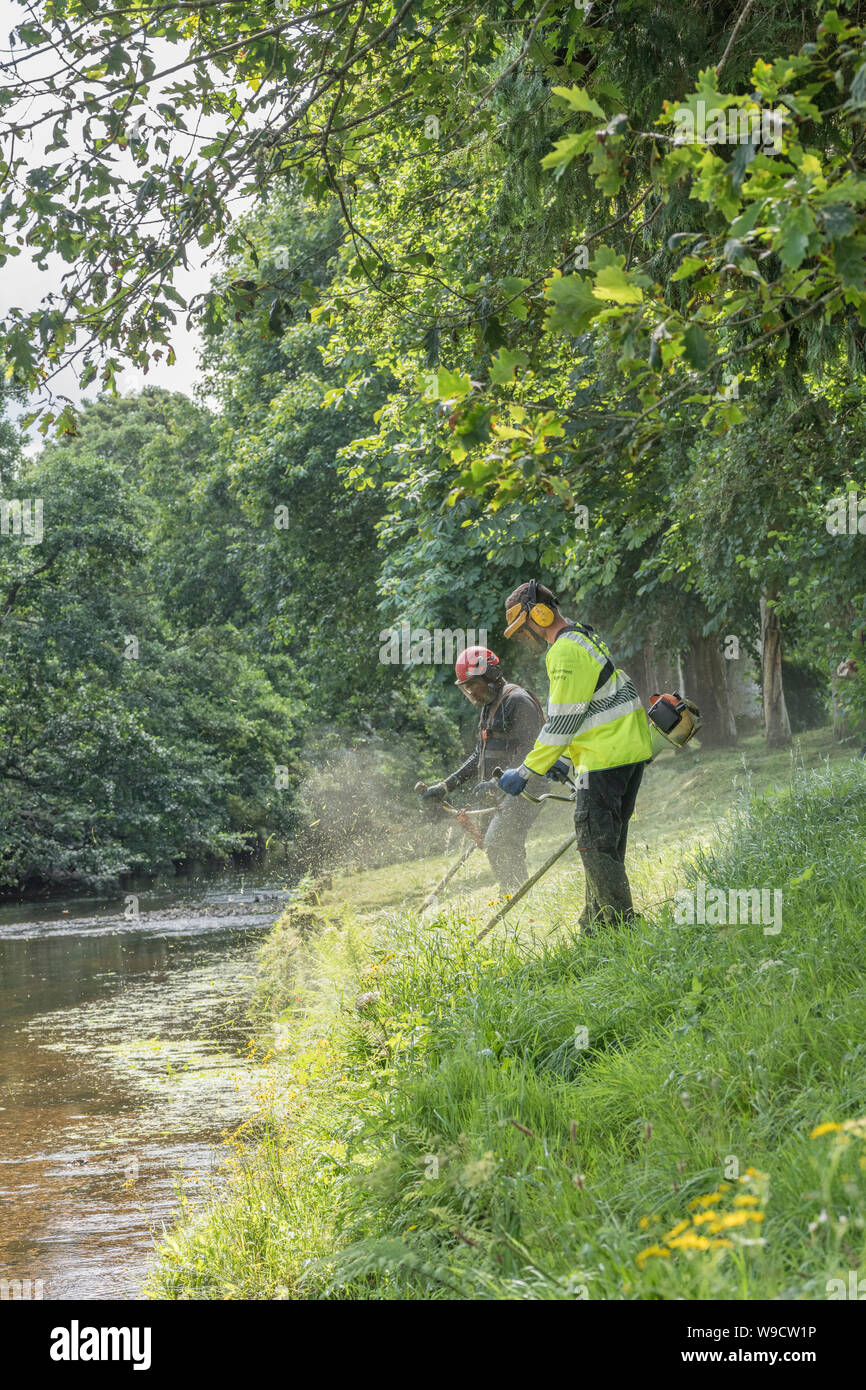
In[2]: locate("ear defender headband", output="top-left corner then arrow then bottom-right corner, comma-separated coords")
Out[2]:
504,578 -> 558,638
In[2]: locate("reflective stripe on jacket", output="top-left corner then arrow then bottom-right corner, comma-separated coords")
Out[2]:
520,625 -> 653,776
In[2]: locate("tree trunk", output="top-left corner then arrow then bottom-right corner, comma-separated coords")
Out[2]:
830,604 -> 861,741
681,631 -> 738,747
631,636 -> 657,709
760,589 -> 792,748
632,632 -> 682,709
831,659 -> 851,741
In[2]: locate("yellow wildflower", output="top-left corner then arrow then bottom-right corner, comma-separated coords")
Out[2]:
668,1232 -> 711,1251
635,1244 -> 671,1268
663,1220 -> 691,1241
712,1210 -> 764,1230
732,1194 -> 760,1207
687,1192 -> 722,1210
810,1122 -> 842,1138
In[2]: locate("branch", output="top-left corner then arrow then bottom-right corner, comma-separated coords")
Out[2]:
0,555 -> 61,624
716,0 -> 759,79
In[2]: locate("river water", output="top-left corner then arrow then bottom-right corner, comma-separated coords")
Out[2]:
0,872 -> 290,1301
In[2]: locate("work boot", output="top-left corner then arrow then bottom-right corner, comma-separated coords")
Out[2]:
496,876 -> 522,898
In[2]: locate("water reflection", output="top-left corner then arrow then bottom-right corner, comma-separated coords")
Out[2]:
0,874 -> 289,1299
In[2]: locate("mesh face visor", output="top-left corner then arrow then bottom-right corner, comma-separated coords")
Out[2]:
457,675 -> 492,694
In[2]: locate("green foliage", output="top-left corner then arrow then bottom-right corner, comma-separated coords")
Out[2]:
0,393 -> 302,891
6,1 -> 866,880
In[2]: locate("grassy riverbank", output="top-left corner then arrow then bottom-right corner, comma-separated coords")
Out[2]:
149,729 -> 866,1300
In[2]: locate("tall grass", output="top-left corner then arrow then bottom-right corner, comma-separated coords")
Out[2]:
150,756 -> 866,1300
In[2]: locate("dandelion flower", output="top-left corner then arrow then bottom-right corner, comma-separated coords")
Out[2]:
663,1220 -> 691,1241
636,1244 -> 671,1268
668,1233 -> 711,1252
687,1192 -> 722,1210
711,1210 -> 764,1230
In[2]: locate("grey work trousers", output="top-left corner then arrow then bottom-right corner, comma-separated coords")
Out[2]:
573,760 -> 647,931
483,779 -> 543,893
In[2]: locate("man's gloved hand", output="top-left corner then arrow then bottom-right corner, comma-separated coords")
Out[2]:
471,779 -> 499,800
545,757 -> 572,784
497,768 -> 528,797
421,782 -> 449,802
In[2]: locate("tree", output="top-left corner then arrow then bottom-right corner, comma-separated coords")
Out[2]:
0,395 -> 304,891
3,1 -> 860,424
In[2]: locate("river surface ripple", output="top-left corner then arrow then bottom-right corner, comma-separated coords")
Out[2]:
0,874 -> 290,1300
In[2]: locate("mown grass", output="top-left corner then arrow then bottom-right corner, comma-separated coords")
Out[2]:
275,726 -> 851,928
149,733 -> 866,1300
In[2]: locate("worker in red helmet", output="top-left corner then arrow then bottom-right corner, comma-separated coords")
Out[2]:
419,645 -> 546,893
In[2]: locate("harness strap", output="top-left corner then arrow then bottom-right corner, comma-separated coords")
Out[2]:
480,682 -> 514,779
557,622 -> 615,690
479,682 -> 544,778
481,681 -> 517,738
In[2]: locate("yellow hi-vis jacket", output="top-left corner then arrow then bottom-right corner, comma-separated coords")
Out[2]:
519,624 -> 653,778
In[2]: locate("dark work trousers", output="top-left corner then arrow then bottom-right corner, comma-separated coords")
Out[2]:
573,760 -> 647,930
484,777 -> 544,893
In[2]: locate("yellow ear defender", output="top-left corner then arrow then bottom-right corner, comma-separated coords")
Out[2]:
504,579 -> 557,637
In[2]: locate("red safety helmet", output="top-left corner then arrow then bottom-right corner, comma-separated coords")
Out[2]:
455,645 -> 501,685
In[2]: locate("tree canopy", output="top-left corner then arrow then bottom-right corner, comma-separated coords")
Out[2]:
1,0 -> 865,887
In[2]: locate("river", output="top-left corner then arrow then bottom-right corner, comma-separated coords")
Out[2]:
0,871 -> 290,1301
